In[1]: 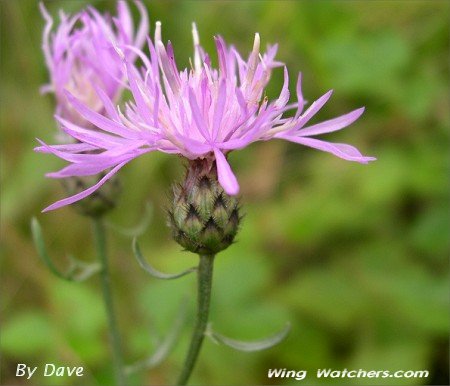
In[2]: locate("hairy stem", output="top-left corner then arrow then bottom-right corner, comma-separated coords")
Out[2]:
92,218 -> 126,386
177,254 -> 215,385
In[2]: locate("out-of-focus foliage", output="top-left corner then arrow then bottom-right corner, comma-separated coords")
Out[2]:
1,1 -> 448,385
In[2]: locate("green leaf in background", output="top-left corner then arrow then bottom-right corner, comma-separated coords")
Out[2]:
2,0 -> 448,385
50,280 -> 107,363
1,310 -> 54,357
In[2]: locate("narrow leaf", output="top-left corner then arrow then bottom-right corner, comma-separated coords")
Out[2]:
205,322 -> 291,352
31,218 -> 100,282
133,238 -> 197,279
106,202 -> 153,237
125,300 -> 188,374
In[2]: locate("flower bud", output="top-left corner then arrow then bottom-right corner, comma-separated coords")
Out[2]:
168,158 -> 241,255
61,173 -> 121,217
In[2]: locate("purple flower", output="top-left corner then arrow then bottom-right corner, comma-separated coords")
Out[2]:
40,1 -> 148,129
37,21 -> 375,212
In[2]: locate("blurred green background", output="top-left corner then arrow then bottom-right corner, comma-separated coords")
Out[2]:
1,1 -> 449,385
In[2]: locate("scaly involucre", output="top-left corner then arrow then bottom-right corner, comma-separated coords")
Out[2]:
37,19 -> 375,212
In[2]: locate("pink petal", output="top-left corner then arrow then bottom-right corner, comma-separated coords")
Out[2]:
275,67 -> 290,107
133,0 -> 149,49
153,85 -> 160,127
42,161 -> 127,212
39,3 -> 54,72
214,148 -> 239,195
156,41 -> 181,94
217,137 -> 253,150
214,36 -> 228,77
212,79 -> 227,141
56,116 -> 128,147
297,107 -> 365,137
279,135 -> 376,163
146,36 -> 159,80
45,148 -> 149,178
176,134 -> 211,155
93,83 -> 120,121
65,91 -> 143,139
188,88 -> 211,142
117,0 -> 133,39
36,138 -> 147,163
35,142 -> 96,153
295,72 -> 305,118
292,90 -> 333,130
125,60 -> 153,124
47,161 -> 118,178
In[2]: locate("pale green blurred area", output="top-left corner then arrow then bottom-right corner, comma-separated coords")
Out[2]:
1,1 -> 449,385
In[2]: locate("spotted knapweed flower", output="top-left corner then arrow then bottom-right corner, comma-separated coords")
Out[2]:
38,1 -> 148,215
37,21 -> 375,213
40,0 -> 148,131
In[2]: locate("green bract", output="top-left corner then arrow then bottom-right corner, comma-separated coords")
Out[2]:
168,158 -> 240,255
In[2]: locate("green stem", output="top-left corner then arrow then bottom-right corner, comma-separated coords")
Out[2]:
92,218 -> 126,386
177,254 -> 215,385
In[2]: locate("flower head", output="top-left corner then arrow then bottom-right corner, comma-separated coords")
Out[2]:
40,1 -> 148,128
37,21 -> 375,212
